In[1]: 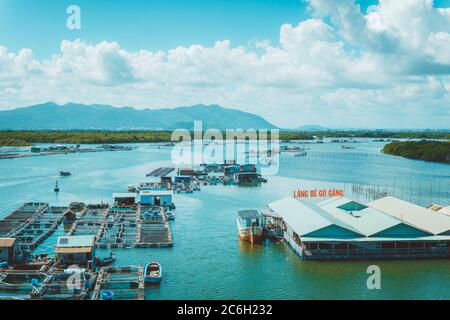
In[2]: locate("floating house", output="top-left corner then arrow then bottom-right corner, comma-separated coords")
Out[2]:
240,164 -> 257,173
266,196 -> 450,260
224,165 -> 241,175
138,190 -> 173,207
235,172 -> 262,184
113,193 -> 137,206
55,236 -> 96,268
178,168 -> 196,176
0,238 -> 19,264
174,176 -> 192,185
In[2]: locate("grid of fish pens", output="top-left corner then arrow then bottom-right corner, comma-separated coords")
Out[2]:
13,206 -> 66,252
67,205 -> 109,238
92,266 -> 144,300
138,206 -> 173,248
34,272 -> 97,300
0,203 -> 48,237
97,207 -> 140,248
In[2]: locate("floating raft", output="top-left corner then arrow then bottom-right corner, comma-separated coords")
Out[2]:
0,270 -> 96,300
67,205 -> 173,248
92,266 -> 144,300
146,167 -> 175,177
0,203 -> 65,253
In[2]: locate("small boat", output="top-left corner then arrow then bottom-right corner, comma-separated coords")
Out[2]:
60,171 -> 72,176
294,151 -> 307,157
100,290 -> 114,300
54,181 -> 60,193
237,210 -> 263,244
99,253 -> 116,267
166,211 -> 175,221
144,262 -> 162,284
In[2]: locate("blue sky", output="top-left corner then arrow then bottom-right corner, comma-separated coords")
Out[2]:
0,0 -> 385,58
0,0 -> 449,128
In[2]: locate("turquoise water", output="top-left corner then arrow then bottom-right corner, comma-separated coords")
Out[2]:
0,142 -> 449,299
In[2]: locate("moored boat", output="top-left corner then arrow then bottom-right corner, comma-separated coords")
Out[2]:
99,253 -> 116,267
60,171 -> 72,176
166,211 -> 175,221
144,262 -> 162,284
237,210 -> 263,244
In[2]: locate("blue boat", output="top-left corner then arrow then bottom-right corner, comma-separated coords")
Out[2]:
144,262 -> 162,284
166,211 -> 175,221
100,290 -> 114,300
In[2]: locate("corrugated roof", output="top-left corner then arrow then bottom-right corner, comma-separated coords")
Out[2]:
56,247 -> 93,254
368,196 -> 450,235
0,238 -> 16,247
139,190 -> 173,196
113,193 -> 136,198
267,197 -> 332,236
56,236 -> 95,248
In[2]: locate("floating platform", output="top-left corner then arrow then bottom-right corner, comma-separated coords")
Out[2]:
146,167 -> 175,177
68,205 -> 173,248
97,207 -> 140,248
0,203 -> 65,254
0,270 -> 96,300
0,203 -> 48,237
92,266 -> 144,300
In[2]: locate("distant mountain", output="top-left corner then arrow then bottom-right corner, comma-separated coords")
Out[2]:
295,124 -> 329,131
0,102 -> 277,130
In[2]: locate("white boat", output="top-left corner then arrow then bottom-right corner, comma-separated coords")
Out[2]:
144,262 -> 162,284
237,210 -> 263,244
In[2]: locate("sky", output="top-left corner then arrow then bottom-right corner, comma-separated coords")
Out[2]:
0,0 -> 449,129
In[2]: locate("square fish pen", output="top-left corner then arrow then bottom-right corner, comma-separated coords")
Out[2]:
137,224 -> 173,248
67,206 -> 110,239
33,271 -> 97,300
92,266 -> 144,300
0,271 -> 50,300
138,206 -> 173,248
97,207 -> 140,249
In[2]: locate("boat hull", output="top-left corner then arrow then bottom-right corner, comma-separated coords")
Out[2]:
144,262 -> 162,285
237,219 -> 263,244
144,277 -> 161,284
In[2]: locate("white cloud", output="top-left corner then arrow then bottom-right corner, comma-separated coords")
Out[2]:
0,0 -> 449,128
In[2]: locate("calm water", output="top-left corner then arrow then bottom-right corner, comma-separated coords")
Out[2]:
0,142 -> 449,300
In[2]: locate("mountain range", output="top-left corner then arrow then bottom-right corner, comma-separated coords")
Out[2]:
0,102 -> 277,131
